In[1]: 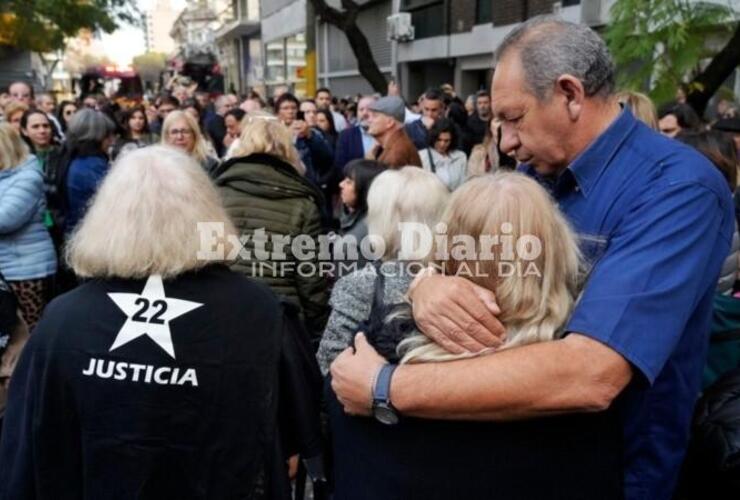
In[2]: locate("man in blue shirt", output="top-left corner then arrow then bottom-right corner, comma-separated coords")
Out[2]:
329,16 -> 734,500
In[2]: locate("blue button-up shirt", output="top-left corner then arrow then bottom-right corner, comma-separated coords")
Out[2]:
523,108 -> 734,500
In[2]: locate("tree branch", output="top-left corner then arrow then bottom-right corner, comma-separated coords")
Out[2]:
687,22 -> 740,116
308,0 -> 388,93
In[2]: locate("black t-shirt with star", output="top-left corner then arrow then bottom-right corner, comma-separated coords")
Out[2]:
0,264 -> 322,500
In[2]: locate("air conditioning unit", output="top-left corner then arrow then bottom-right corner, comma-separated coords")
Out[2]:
387,13 -> 415,42
581,0 -> 616,27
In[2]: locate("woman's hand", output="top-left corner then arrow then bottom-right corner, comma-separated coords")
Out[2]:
409,272 -> 506,354
331,333 -> 387,416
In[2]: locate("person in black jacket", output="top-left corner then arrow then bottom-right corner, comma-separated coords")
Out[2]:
0,146 -> 324,500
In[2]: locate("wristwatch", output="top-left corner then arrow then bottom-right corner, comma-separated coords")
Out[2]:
372,364 -> 400,425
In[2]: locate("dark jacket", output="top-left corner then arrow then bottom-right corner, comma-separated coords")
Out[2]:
677,367 -> 740,499
216,153 -> 330,338
0,265 -> 323,500
296,129 -> 334,187
467,113 -> 490,146
373,127 -> 422,169
334,126 -> 365,171
205,114 -> 226,158
65,154 -> 109,234
404,119 -> 428,150
296,129 -> 335,223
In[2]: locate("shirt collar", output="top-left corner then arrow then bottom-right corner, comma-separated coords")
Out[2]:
566,105 -> 637,198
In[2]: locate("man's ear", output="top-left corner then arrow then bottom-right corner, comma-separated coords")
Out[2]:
555,74 -> 585,121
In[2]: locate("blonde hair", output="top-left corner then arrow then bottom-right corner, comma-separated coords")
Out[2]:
616,90 -> 658,130
231,111 -> 303,173
160,110 -> 212,164
0,123 -> 30,170
66,145 -> 238,279
399,172 -> 581,363
2,101 -> 28,123
366,166 -> 450,261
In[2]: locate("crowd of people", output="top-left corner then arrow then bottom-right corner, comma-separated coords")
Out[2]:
0,14 -> 739,500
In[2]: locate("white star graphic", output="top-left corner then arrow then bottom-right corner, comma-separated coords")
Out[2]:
107,275 -> 203,359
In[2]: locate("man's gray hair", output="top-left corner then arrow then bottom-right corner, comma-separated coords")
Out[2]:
494,16 -> 615,100
66,108 -> 116,144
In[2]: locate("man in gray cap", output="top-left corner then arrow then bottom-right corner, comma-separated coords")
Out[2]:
366,95 -> 422,168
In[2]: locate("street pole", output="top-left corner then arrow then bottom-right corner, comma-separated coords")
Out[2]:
305,0 -> 317,97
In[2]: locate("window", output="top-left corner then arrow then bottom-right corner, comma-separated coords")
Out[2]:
476,0 -> 492,24
402,0 -> 446,39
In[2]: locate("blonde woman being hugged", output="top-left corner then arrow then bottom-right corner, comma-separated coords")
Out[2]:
326,173 -> 623,500
0,124 -> 56,331
215,111 -> 329,342
419,118 -> 467,191
317,167 -> 450,373
161,110 -> 219,176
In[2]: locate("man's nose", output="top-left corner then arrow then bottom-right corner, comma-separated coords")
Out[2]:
499,123 -> 520,154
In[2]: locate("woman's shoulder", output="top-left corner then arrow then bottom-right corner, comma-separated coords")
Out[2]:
450,149 -> 468,161
333,262 -> 413,304
1,157 -> 43,184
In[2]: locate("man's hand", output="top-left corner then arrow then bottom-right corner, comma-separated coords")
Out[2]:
387,80 -> 400,97
421,115 -> 435,130
409,273 -> 505,354
330,333 -> 387,416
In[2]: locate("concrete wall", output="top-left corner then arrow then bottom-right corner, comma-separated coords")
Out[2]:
261,0 -> 306,43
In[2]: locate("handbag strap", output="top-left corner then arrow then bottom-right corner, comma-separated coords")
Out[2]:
426,149 -> 436,173
369,260 -> 386,314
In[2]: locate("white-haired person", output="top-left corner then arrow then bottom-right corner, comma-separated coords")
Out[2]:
161,110 -> 219,176
0,146 -> 324,499
0,124 -> 57,332
317,166 -> 450,373
326,173 -> 623,499
215,111 -> 329,344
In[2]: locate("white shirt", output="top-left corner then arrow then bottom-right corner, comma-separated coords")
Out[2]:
419,148 -> 468,191
332,110 -> 348,132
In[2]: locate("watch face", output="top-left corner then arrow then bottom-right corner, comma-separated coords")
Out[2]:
374,404 -> 399,425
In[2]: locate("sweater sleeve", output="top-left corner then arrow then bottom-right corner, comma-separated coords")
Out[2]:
316,270 -> 374,375
0,167 -> 44,234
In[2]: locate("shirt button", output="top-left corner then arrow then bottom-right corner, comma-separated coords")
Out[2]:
575,186 -> 580,192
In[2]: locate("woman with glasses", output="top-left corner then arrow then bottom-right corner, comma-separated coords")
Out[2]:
161,110 -> 219,176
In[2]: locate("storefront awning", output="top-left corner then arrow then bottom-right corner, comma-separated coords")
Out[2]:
216,20 -> 260,41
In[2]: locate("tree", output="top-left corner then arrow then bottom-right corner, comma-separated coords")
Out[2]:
0,0 -> 139,90
0,0 -> 139,53
308,0 -> 388,93
605,0 -> 739,115
133,52 -> 168,88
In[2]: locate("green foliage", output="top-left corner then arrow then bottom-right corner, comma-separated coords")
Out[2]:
605,0 -> 737,105
0,0 -> 139,53
133,52 -> 168,83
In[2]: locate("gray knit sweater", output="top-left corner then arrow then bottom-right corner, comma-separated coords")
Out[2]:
317,261 -> 414,375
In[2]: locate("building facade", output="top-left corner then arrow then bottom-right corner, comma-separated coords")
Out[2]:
260,0 -> 309,98
145,0 -> 179,55
215,0 -> 262,95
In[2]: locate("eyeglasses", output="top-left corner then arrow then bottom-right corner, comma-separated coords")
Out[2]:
169,128 -> 193,137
